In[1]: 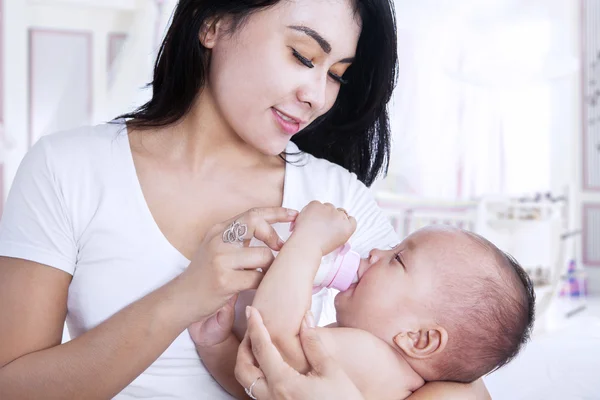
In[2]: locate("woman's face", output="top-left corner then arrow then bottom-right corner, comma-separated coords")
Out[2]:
204,0 -> 361,155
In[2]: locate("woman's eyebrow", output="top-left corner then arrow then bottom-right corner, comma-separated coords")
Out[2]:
287,25 -> 355,64
287,25 -> 331,54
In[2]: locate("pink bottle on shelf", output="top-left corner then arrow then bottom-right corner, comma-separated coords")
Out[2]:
313,243 -> 361,293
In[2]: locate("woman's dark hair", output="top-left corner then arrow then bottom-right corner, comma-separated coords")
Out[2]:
117,0 -> 398,187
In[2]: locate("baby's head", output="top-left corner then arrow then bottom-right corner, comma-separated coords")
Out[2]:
335,225 -> 535,383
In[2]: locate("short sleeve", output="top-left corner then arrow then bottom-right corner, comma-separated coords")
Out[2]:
0,137 -> 77,274
344,174 -> 400,257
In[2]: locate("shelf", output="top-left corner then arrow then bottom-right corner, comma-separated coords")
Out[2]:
487,219 -> 555,229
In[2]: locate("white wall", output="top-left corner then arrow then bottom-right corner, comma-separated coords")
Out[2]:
577,1 -> 600,293
2,0 -> 135,196
2,0 -> 596,292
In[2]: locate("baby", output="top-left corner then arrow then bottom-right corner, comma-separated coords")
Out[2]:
197,201 -> 535,399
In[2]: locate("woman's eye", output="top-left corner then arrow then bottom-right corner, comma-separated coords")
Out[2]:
329,72 -> 348,85
292,48 -> 348,85
292,49 -> 314,68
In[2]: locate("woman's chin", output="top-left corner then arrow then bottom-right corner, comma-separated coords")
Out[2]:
250,136 -> 291,157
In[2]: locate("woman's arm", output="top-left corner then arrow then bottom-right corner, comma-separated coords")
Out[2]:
0,258 -> 198,400
0,207 -> 295,399
191,296 -> 247,399
406,380 -> 491,400
196,334 -> 246,399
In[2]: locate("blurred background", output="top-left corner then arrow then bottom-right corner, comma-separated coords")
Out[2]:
0,0 -> 598,398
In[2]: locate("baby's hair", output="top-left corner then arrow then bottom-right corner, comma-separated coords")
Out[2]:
432,231 -> 535,383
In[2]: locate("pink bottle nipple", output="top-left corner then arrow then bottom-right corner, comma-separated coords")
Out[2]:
327,244 -> 361,292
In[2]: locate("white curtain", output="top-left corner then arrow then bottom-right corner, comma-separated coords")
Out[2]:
385,0 -> 578,199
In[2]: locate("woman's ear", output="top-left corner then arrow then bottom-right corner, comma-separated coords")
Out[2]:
199,18 -> 221,49
393,327 -> 448,360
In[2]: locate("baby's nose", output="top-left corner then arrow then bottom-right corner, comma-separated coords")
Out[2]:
369,248 -> 384,263
358,251 -> 380,279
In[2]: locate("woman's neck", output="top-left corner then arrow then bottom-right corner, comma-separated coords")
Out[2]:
140,88 -> 278,173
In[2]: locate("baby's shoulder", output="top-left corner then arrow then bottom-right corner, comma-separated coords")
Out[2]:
316,326 -> 424,399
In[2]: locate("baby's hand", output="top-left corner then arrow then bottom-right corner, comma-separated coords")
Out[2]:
292,201 -> 357,256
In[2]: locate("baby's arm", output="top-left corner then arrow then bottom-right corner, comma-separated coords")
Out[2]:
250,201 -> 356,373
249,229 -> 324,372
317,327 -> 424,400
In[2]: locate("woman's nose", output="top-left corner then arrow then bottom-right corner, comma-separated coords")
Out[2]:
297,74 -> 327,112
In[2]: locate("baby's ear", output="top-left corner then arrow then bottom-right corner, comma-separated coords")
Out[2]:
393,326 -> 448,360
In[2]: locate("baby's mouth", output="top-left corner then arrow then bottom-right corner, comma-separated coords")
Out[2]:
357,258 -> 371,280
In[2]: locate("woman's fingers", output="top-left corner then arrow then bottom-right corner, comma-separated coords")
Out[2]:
234,270 -> 268,292
219,207 -> 298,250
249,218 -> 286,251
217,247 -> 273,292
244,307 -> 288,380
229,246 -> 275,271
242,207 -> 299,225
235,333 -> 262,384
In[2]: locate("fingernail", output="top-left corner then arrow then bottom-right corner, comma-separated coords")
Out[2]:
369,255 -> 379,264
288,209 -> 299,216
278,238 -> 285,247
245,306 -> 251,319
305,311 -> 315,328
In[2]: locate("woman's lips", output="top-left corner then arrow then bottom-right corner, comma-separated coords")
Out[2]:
272,108 -> 300,135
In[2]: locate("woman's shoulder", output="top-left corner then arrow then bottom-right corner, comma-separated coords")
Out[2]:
286,141 -> 363,195
285,141 -> 398,254
25,122 -> 128,182
17,122 -> 129,203
34,121 -> 126,159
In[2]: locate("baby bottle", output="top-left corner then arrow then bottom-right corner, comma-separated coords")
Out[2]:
313,243 -> 361,293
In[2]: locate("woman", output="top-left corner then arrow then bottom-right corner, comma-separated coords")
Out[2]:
0,0 -> 489,398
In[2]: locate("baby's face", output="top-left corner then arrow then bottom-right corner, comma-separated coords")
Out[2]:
335,227 -> 477,344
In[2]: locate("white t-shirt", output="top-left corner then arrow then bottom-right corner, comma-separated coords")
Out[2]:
0,122 -> 399,399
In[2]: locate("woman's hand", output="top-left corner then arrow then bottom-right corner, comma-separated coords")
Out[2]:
188,294 -> 237,348
235,306 -> 364,400
292,201 -> 357,256
177,207 -> 298,324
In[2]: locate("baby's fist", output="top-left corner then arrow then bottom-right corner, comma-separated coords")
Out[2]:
293,201 -> 357,255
